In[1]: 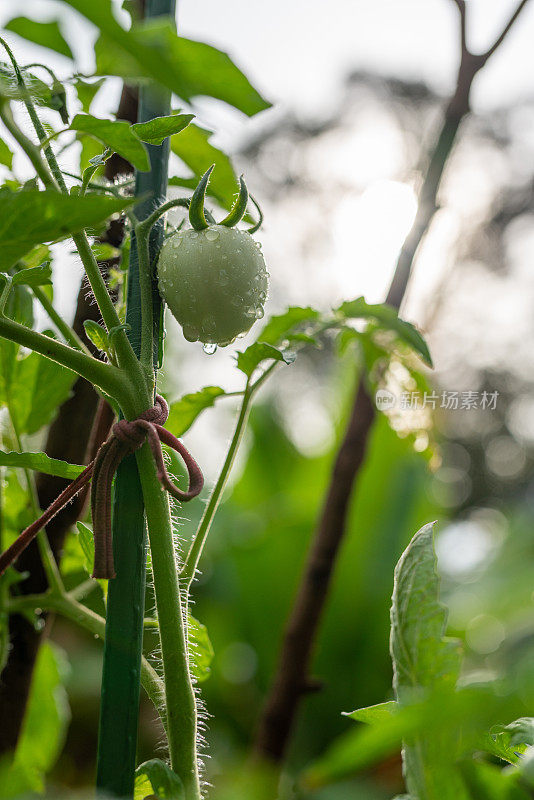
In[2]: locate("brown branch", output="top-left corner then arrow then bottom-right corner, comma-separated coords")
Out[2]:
0,82 -> 138,755
484,0 -> 530,61
253,0 -> 531,766
450,0 -> 468,56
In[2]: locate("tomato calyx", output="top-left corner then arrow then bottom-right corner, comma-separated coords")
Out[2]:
188,165 -> 262,234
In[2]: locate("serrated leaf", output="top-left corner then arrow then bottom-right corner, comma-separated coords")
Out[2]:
70,113 -> 150,171
83,319 -> 110,354
337,297 -> 432,366
188,614 -> 214,684
0,643 -> 70,796
170,123 -> 239,209
166,386 -> 226,438
258,306 -> 321,346
391,523 -> 461,697
0,450 -> 84,480
0,137 -> 13,169
485,718 -> 534,764
134,759 -> 184,800
0,189 -> 134,269
132,113 -> 194,145
236,342 -> 296,379
59,0 -> 271,116
12,263 -> 52,288
4,17 -> 73,59
391,522 -> 466,800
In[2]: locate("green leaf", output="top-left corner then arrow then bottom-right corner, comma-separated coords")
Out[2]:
76,522 -> 107,597
60,0 -> 270,115
73,77 -> 106,113
169,123 -> 239,209
12,263 -> 52,288
346,700 -> 398,725
4,17 -> 73,59
70,113 -> 150,171
460,760 -> 530,800
0,189 -> 134,269
6,347 -> 76,435
258,306 -> 321,346
0,64 -> 57,115
166,386 -> 226,438
188,614 -> 214,684
337,297 -> 432,366
236,342 -> 296,379
391,523 -> 461,697
134,759 -> 185,800
0,643 -> 70,796
0,137 -> 13,169
304,701 -> 428,790
132,113 -> 194,146
0,450 -> 84,480
485,718 -> 534,764
391,522 -> 466,800
83,319 -> 111,355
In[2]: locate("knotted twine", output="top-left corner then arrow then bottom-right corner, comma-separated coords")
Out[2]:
0,395 -> 203,580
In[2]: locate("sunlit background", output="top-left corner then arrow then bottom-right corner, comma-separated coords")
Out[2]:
1,1 -> 534,797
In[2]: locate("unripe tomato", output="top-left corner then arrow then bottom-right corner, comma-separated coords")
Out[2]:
157,224 -> 269,346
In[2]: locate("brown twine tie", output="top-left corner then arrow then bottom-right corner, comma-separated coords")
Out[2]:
0,395 -> 203,580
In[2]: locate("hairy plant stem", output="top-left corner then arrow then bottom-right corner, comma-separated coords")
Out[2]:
182,363 -> 277,591
0,315 -> 124,399
135,443 -> 201,800
0,40 -> 140,380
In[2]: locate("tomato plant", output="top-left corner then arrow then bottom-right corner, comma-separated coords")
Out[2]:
0,2 -> 531,800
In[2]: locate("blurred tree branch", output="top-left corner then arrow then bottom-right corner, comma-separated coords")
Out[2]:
253,0 -> 531,766
0,83 -> 138,756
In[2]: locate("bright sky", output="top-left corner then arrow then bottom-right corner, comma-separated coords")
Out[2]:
178,0 -> 534,122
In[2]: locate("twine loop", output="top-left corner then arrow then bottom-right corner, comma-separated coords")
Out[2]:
0,395 -> 203,581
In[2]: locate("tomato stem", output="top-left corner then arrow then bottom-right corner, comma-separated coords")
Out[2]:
0,39 -> 140,381
181,361 -> 278,591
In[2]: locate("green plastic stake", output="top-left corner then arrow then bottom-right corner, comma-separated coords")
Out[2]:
95,1 -> 176,797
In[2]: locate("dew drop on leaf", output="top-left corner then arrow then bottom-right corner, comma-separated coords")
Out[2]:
202,342 -> 217,355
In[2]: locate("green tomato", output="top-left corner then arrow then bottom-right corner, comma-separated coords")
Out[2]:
157,224 -> 269,346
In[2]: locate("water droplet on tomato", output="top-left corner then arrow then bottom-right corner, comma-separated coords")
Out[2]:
173,236 -> 183,248
205,228 -> 219,241
202,342 -> 217,355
